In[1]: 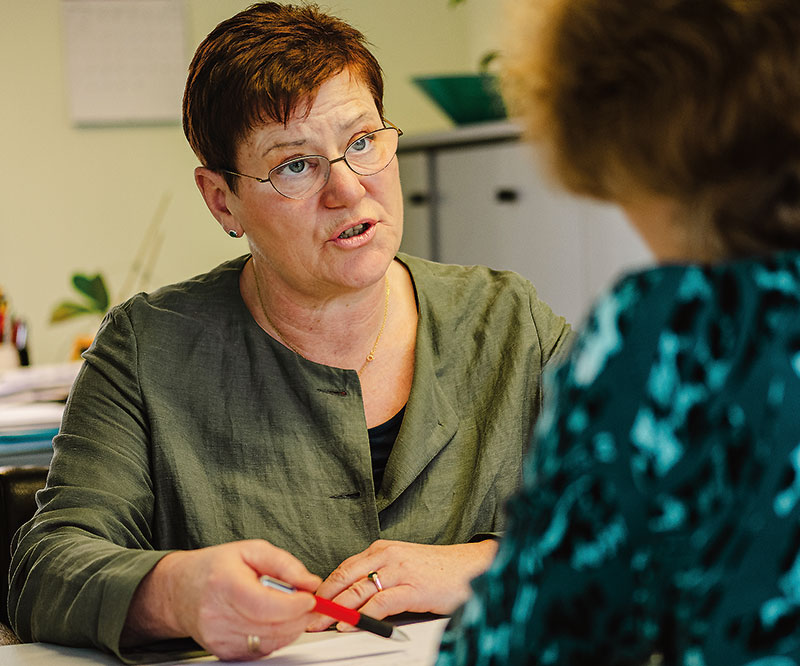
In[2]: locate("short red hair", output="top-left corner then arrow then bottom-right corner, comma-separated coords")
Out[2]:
183,2 -> 384,190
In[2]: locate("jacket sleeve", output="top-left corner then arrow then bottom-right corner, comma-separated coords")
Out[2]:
527,281 -> 574,369
436,364 -> 646,665
461,278 -> 572,545
8,305 -> 173,661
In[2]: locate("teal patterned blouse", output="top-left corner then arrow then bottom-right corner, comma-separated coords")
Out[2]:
437,253 -> 800,666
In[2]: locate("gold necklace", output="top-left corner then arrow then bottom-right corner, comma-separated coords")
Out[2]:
252,262 -> 390,376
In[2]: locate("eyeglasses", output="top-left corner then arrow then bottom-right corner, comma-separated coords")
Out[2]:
220,120 -> 403,200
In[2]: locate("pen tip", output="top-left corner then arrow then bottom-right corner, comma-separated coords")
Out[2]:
391,627 -> 411,642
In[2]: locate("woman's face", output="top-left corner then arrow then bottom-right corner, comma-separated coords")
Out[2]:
229,70 -> 404,298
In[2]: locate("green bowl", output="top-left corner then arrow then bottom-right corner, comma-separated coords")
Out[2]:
413,74 -> 507,125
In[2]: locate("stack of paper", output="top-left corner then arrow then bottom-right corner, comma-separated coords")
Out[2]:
0,362 -> 82,456
0,362 -> 82,404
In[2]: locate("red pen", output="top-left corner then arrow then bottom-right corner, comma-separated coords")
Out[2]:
259,575 -> 409,642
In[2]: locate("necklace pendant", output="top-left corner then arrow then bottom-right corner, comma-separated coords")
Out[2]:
253,259 -> 389,376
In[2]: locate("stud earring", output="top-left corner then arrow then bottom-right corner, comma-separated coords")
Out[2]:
228,230 -> 239,238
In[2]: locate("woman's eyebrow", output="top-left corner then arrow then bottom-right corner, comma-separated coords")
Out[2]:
339,111 -> 372,131
259,111 -> 376,159
260,138 -> 307,160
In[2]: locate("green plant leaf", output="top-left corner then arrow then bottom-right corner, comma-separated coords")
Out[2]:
479,50 -> 500,74
50,301 -> 96,323
71,273 -> 109,311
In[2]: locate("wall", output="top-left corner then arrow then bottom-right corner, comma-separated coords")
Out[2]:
0,0 -> 501,364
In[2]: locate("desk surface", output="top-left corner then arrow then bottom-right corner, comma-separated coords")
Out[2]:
0,618 -> 448,665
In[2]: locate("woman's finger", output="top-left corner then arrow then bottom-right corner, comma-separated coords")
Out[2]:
353,584 -> 417,620
242,539 -> 322,592
161,540 -> 321,655
307,573 -> 384,631
332,572 -> 388,606
200,615 -> 312,661
316,553 -> 384,599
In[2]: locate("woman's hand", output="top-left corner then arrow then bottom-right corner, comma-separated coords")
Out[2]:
307,539 -> 498,632
122,540 -> 321,660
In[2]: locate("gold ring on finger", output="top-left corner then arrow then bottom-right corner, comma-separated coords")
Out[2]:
247,634 -> 261,653
367,570 -> 383,592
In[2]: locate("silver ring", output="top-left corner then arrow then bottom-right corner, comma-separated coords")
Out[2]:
367,570 -> 383,592
247,634 -> 261,653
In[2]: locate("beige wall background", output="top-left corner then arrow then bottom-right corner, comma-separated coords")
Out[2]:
0,0 -> 503,364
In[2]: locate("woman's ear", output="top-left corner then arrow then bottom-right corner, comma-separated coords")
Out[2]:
194,167 -> 243,237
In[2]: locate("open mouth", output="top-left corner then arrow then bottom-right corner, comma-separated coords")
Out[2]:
338,222 -> 370,239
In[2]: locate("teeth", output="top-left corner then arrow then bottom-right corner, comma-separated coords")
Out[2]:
339,223 -> 367,239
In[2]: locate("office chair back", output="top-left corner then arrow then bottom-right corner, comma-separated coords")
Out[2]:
0,465 -> 49,630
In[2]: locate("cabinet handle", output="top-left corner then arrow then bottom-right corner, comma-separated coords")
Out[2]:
495,188 -> 519,203
408,192 -> 429,206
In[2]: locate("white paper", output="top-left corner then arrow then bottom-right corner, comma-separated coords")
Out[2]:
169,619 -> 449,665
0,403 -> 65,433
0,361 -> 81,400
0,620 -> 449,665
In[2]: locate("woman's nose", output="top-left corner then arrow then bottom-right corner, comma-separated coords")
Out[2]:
320,159 -> 366,208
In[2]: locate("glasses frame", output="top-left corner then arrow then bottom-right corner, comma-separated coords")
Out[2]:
219,120 -> 403,200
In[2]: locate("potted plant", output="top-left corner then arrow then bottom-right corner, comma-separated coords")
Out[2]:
412,0 -> 505,125
50,272 -> 110,359
50,273 -> 110,324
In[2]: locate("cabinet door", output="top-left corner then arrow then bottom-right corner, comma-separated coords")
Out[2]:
398,151 -> 434,260
435,142 -> 650,326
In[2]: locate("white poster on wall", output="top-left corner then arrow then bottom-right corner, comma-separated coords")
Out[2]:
61,0 -> 187,126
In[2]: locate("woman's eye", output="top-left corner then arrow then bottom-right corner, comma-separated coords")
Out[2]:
349,134 -> 374,153
274,158 -> 314,177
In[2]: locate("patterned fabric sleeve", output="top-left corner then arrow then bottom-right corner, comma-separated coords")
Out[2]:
437,272 -> 661,666
436,256 -> 800,665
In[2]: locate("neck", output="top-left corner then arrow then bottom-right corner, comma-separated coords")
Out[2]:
622,195 -> 708,263
244,257 -> 393,373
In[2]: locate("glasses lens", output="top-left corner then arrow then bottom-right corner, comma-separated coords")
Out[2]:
345,128 -> 399,176
269,156 -> 328,199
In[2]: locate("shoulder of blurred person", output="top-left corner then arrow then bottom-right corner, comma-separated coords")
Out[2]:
438,249 -> 800,664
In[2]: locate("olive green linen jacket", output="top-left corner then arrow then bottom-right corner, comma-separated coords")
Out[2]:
9,253 -> 571,659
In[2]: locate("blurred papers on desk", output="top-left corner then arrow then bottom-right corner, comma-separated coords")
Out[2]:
0,618 -> 449,665
0,362 -> 82,404
0,362 -> 82,462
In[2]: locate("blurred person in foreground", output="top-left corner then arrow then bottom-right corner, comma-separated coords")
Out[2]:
8,2 -> 571,661
437,0 -> 800,663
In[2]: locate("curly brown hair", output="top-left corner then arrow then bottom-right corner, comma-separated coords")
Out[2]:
183,2 -> 384,192
503,0 -> 800,259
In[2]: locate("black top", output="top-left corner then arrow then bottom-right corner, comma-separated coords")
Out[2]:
368,406 -> 406,491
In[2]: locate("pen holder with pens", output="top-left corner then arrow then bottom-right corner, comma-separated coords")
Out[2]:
0,287 -> 30,370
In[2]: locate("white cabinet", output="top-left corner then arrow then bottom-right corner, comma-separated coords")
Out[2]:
396,150 -> 433,260
398,122 -> 652,327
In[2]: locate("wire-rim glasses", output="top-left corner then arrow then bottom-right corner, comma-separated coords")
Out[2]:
219,120 -> 403,200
